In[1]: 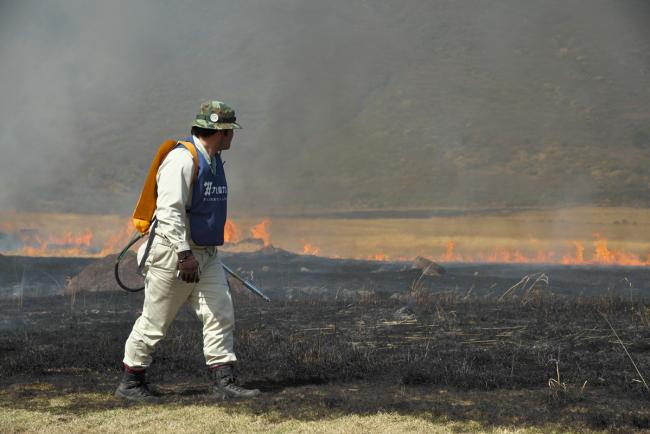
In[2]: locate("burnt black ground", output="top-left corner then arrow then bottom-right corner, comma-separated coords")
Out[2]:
2,248 -> 650,300
1,252 -> 650,430
0,255 -> 92,300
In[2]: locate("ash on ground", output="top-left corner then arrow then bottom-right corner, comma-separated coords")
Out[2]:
1,246 -> 650,301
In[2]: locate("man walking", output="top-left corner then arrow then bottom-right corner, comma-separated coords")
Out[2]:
115,101 -> 260,402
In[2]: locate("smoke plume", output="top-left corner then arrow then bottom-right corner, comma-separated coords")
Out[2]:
0,0 -> 649,216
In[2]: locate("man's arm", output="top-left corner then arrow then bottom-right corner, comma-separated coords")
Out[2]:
155,148 -> 194,253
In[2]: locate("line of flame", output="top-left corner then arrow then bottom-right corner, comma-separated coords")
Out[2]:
2,215 -> 649,266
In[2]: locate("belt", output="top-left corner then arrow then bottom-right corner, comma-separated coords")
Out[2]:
155,233 -> 218,255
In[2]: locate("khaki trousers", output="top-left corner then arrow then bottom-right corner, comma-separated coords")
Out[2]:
123,236 -> 237,368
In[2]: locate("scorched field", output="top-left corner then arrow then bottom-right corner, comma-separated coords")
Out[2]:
1,249 -> 650,433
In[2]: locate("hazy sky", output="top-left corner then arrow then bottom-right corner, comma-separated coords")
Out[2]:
1,0 -> 649,215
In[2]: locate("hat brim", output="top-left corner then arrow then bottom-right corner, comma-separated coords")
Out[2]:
192,121 -> 242,130
215,122 -> 242,130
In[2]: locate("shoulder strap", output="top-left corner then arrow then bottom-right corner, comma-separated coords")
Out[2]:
177,140 -> 200,184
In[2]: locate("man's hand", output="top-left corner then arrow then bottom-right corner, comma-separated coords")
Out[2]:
177,250 -> 200,283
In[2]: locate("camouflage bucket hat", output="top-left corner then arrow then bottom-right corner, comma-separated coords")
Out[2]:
192,100 -> 242,130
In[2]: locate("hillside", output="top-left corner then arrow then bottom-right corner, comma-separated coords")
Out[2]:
1,0 -> 649,214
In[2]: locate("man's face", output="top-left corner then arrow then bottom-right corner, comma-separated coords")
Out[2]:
218,129 -> 234,151
205,129 -> 234,151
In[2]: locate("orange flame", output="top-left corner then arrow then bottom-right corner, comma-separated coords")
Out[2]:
427,234 -> 650,266
1,215 -> 135,258
561,241 -> 585,264
443,240 -> 457,262
224,219 -> 241,244
2,212 -> 650,267
250,219 -> 271,246
302,243 -> 321,255
590,233 -> 646,265
98,219 -> 134,256
40,231 -> 91,256
0,215 -> 248,257
12,229 -> 95,257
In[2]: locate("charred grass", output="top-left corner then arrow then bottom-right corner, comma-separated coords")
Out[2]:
1,289 -> 650,431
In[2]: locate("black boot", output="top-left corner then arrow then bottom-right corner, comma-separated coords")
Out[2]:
114,368 -> 159,402
210,364 -> 260,400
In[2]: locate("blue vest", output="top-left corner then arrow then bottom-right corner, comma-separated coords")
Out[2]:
178,137 -> 228,246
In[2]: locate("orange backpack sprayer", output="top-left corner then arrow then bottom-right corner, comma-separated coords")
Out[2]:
114,140 -> 197,292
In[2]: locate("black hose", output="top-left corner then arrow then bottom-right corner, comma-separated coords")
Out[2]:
114,232 -> 146,292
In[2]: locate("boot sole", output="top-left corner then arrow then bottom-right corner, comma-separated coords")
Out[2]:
114,389 -> 160,403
